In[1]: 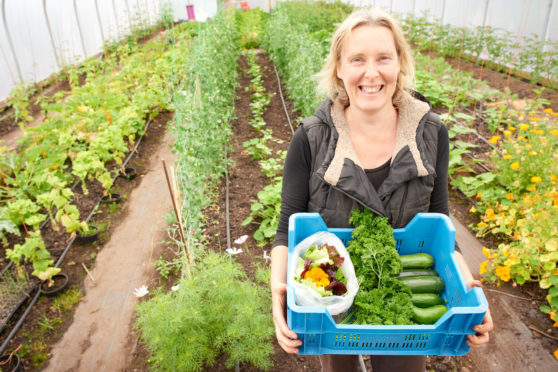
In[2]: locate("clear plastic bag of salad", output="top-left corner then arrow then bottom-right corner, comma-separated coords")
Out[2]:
288,231 -> 358,315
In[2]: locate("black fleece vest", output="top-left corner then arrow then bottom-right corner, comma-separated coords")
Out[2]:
303,93 -> 441,229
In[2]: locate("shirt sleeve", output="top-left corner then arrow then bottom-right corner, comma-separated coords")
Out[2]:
429,124 -> 461,252
272,126 -> 312,249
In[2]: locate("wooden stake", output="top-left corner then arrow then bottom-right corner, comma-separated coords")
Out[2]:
81,263 -> 96,284
162,160 -> 192,279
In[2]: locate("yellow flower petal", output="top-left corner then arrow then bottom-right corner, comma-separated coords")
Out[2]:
531,176 -> 542,183
511,162 -> 520,170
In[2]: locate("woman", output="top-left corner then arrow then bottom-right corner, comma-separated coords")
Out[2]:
270,7 -> 493,372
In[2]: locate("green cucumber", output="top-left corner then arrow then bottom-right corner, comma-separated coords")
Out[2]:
400,253 -> 435,269
396,269 -> 438,278
412,305 -> 448,324
398,275 -> 445,294
411,293 -> 443,308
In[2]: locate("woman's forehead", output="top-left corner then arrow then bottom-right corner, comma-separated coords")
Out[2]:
341,25 -> 396,54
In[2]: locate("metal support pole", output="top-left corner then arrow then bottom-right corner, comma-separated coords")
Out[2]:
111,0 -> 120,40
42,0 -> 61,70
440,0 -> 446,25
73,0 -> 87,57
541,0 -> 555,43
94,0 -> 105,43
482,0 -> 490,27
1,0 -> 23,82
412,0 -> 416,17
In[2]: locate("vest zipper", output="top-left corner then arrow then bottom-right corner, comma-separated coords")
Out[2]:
395,184 -> 409,228
329,182 -> 386,218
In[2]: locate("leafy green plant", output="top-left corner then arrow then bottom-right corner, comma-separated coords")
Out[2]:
345,209 -> 414,325
135,252 -> 274,371
242,177 -> 282,246
259,150 -> 286,179
6,231 -> 59,282
242,133 -> 272,161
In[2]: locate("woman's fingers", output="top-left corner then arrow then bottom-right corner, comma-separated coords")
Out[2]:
466,331 -> 490,348
272,283 -> 302,353
467,309 -> 493,348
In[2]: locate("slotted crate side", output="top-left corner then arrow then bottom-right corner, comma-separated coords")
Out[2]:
287,212 -> 488,356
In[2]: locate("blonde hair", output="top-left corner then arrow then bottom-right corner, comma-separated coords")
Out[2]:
316,8 -> 414,106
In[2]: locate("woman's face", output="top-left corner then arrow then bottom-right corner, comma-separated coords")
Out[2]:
336,24 -> 400,116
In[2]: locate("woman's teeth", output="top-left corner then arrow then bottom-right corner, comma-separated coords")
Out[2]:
361,85 -> 382,93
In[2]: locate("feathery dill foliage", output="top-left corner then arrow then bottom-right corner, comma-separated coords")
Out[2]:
135,252 -> 274,371
347,209 -> 414,325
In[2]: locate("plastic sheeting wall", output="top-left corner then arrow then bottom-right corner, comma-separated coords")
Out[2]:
1,0 -> 556,102
0,0 -> 162,102
341,0 -> 556,43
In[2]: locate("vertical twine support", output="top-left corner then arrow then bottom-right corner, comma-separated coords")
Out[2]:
1,0 -> 23,82
72,0 -> 87,57
541,0 -> 554,44
111,0 -> 120,41
125,0 -> 132,34
94,0 -> 105,44
42,0 -> 61,70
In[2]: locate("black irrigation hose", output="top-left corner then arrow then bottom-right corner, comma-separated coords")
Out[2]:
273,64 -> 295,135
224,144 -> 231,251
0,119 -> 152,354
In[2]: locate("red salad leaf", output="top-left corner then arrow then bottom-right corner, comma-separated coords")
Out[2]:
324,243 -> 344,267
299,259 -> 313,279
325,279 -> 347,296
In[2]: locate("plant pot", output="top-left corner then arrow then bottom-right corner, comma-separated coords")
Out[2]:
76,227 -> 99,244
118,167 -> 137,180
40,273 -> 69,297
0,354 -> 22,372
101,193 -> 121,204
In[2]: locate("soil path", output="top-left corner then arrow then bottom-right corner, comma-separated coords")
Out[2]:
43,129 -> 176,371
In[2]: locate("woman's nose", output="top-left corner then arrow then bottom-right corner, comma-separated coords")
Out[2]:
364,61 -> 379,79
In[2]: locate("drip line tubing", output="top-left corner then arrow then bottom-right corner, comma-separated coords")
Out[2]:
0,120 -> 152,352
273,64 -> 294,135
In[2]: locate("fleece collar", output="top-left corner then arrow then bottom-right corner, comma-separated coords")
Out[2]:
318,90 -> 434,199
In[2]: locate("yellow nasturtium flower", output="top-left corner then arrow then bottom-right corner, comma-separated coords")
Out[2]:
304,267 -> 330,288
479,260 -> 489,274
488,135 -> 500,143
520,124 -> 529,131
495,266 -> 511,282
511,162 -> 520,170
531,176 -> 542,183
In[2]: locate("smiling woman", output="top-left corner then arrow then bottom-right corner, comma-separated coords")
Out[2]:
270,7 -> 493,372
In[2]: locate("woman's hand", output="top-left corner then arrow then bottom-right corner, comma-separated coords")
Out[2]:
466,279 -> 494,348
271,282 -> 302,353
270,245 -> 302,353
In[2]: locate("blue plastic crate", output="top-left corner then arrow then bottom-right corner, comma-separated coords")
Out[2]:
287,212 -> 488,356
